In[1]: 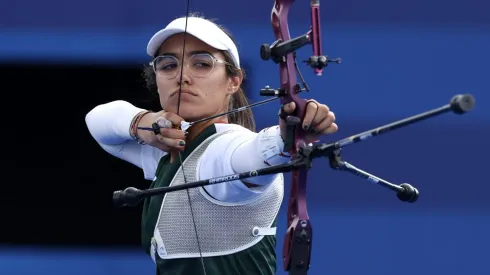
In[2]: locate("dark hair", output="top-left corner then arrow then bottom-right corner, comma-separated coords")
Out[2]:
142,13 -> 256,132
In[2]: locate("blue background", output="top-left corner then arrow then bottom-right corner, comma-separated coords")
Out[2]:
1,0 -> 489,274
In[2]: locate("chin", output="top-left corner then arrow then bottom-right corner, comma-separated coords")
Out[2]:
162,101 -> 197,117
161,100 -> 217,122
174,106 -> 206,122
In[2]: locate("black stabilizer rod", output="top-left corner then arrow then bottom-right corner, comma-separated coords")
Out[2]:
112,160 -> 307,207
328,149 -> 419,202
311,93 -> 475,158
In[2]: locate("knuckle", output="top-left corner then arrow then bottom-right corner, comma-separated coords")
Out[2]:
159,128 -> 171,137
320,104 -> 329,113
156,135 -> 165,144
161,112 -> 182,125
176,131 -> 186,139
308,102 -> 318,110
174,116 -> 184,124
164,111 -> 175,120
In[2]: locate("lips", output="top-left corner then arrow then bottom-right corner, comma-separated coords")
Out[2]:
170,89 -> 197,97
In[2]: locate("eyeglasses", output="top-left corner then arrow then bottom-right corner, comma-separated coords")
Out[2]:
150,53 -> 231,79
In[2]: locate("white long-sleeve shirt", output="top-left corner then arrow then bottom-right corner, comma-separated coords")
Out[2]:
85,100 -> 288,203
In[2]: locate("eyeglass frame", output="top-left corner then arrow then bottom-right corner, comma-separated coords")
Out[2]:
149,52 -> 232,79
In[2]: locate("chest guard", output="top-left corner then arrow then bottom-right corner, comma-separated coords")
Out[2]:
151,130 -> 284,260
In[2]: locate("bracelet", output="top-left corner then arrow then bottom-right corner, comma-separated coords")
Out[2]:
130,110 -> 151,144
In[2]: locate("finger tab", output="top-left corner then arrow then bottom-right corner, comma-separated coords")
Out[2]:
156,117 -> 173,129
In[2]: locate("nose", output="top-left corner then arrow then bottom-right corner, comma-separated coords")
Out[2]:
177,67 -> 192,85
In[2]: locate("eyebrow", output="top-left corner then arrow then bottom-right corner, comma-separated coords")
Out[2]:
158,50 -> 214,57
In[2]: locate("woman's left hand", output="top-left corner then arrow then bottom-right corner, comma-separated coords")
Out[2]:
279,99 -> 338,144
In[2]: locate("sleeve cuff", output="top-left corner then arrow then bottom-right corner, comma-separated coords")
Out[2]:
257,126 -> 291,166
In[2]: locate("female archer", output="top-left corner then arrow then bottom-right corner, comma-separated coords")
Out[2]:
85,14 -> 338,275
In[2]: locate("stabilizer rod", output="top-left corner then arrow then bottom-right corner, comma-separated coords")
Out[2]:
112,93 -> 475,207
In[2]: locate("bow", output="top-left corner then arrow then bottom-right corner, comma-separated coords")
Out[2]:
261,1 -> 339,273
112,0 -> 476,274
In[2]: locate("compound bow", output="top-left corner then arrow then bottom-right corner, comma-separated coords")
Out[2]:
113,0 -> 476,274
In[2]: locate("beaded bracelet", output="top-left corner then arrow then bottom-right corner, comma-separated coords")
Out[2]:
130,110 -> 151,144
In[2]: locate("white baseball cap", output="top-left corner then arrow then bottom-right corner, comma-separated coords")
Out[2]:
146,17 -> 240,68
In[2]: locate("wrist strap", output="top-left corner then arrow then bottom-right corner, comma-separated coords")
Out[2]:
130,110 -> 151,144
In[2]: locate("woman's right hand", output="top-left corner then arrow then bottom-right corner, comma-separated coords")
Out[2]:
136,111 -> 187,152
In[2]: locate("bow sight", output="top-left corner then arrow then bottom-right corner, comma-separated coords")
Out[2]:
260,31 -> 342,73
260,0 -> 341,77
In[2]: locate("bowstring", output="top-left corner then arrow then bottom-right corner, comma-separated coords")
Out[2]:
176,1 -> 208,274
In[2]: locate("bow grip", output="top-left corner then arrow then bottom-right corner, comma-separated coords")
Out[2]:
282,96 -> 309,154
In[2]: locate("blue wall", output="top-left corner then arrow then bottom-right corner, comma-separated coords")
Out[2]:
2,0 -> 489,274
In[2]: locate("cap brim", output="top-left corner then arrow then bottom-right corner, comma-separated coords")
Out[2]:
146,17 -> 240,68
147,27 -> 228,57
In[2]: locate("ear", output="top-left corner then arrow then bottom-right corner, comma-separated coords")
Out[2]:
227,69 -> 243,94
